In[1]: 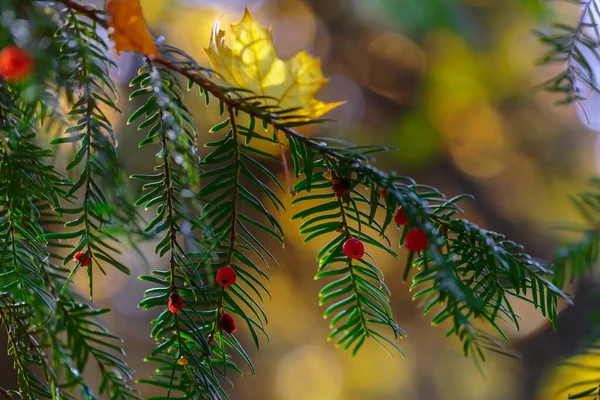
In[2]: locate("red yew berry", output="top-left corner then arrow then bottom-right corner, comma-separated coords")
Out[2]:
216,265 -> 236,288
73,251 -> 90,267
332,177 -> 350,198
343,238 -> 364,259
220,313 -> 237,334
404,228 -> 429,252
394,208 -> 408,226
168,291 -> 183,313
0,46 -> 33,82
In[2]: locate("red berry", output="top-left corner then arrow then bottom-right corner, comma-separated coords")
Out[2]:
0,46 -> 33,82
394,208 -> 408,226
216,266 -> 236,288
81,255 -> 90,267
404,228 -> 429,252
73,251 -> 90,267
332,177 -> 350,198
220,313 -> 237,334
343,238 -> 364,259
168,291 -> 183,313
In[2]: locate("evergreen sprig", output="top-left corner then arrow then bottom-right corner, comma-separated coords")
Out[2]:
0,2 -> 140,398
131,61 -> 218,397
534,1 -> 600,398
144,44 -> 571,376
551,178 -> 600,286
414,218 -> 565,368
50,5 -> 144,298
538,179 -> 600,399
131,60 -> 258,399
0,0 -> 595,398
0,83 -> 137,399
535,0 -> 600,110
0,293 -> 57,399
289,148 -> 404,356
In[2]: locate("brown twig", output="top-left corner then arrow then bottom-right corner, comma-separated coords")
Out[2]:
50,0 -> 354,170
49,1 -> 452,260
51,0 -> 106,23
53,1 -> 447,236
56,0 -> 346,158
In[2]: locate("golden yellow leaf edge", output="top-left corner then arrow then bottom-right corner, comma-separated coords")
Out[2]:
203,8 -> 345,121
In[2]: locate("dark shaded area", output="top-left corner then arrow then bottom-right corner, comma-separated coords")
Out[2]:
0,329 -> 18,392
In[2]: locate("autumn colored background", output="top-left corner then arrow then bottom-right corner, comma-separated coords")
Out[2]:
3,0 -> 599,398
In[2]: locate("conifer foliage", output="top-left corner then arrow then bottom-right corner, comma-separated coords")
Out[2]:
535,1 -> 600,398
0,0 -> 596,398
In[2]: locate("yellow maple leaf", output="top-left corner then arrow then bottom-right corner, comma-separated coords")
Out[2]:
204,8 -> 344,120
106,0 -> 159,57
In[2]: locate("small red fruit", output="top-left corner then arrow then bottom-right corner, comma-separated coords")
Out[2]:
216,266 -> 236,288
343,238 -> 364,259
394,208 -> 408,226
0,46 -> 33,82
404,228 -> 429,252
168,291 -> 183,313
220,313 -> 237,334
332,177 -> 350,198
73,251 -> 90,267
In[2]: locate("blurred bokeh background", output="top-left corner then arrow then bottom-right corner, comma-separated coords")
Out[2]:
6,0 -> 600,398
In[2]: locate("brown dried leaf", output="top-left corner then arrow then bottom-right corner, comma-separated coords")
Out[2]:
106,0 -> 158,56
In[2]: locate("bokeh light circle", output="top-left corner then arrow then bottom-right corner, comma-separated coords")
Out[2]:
275,346 -> 342,400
